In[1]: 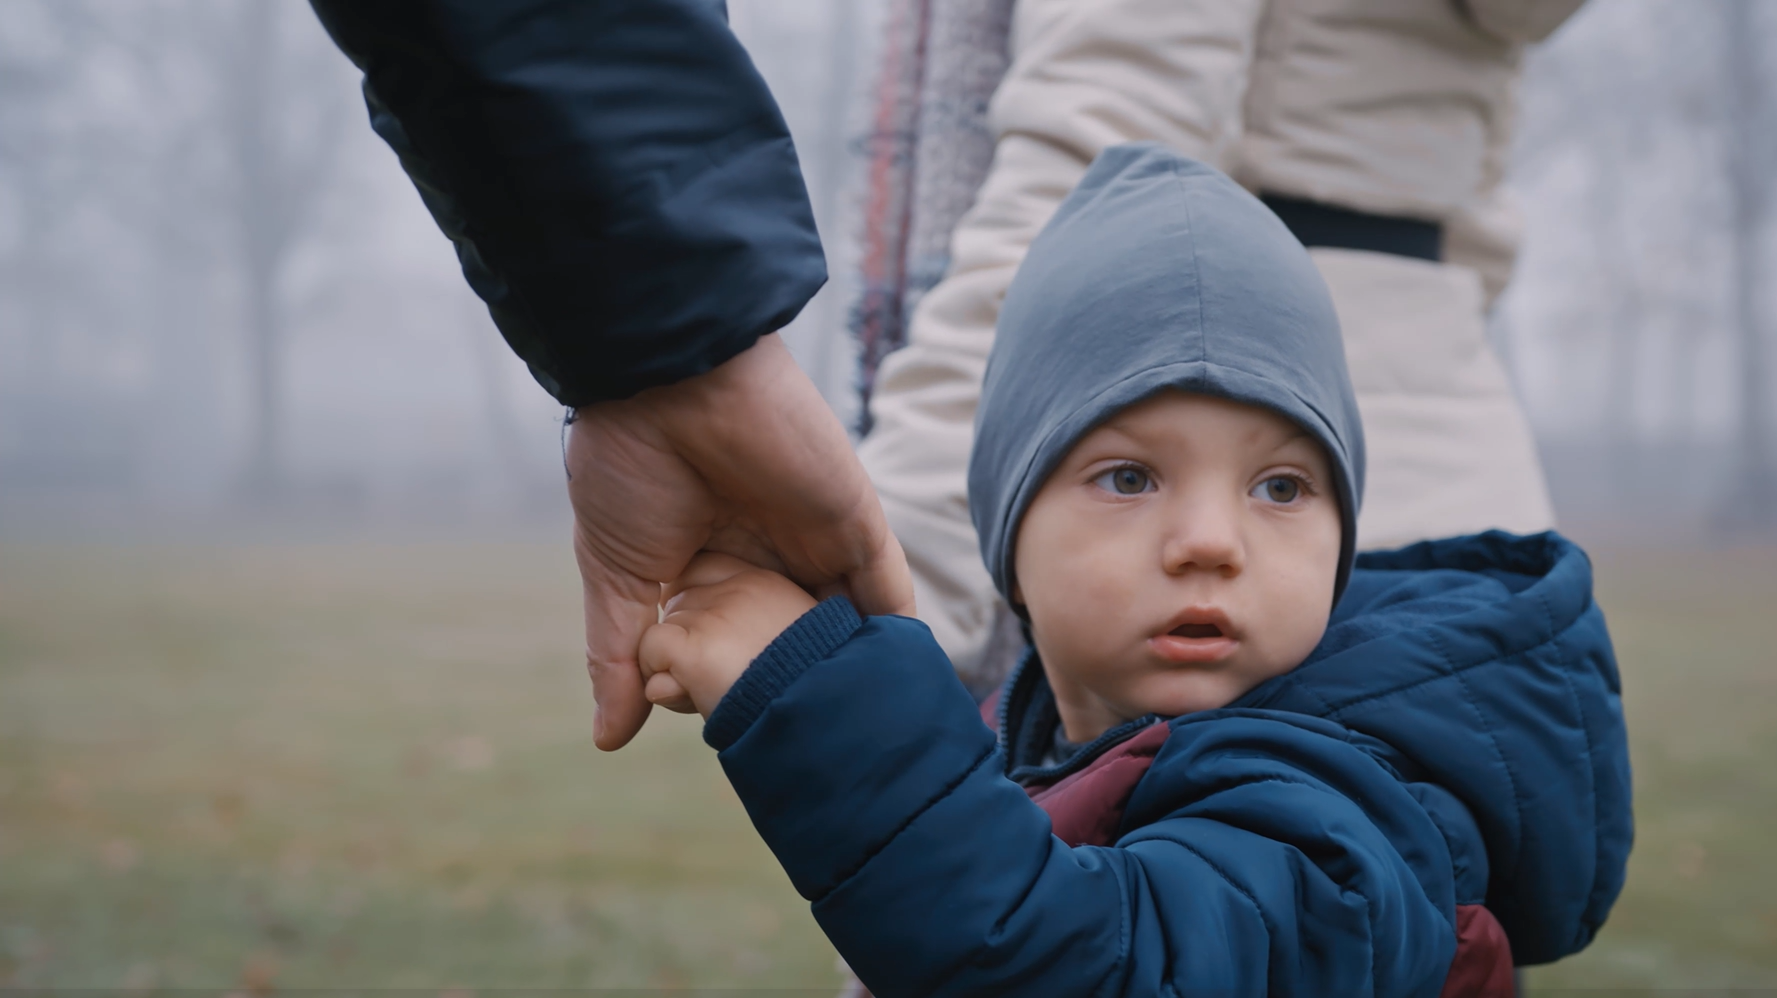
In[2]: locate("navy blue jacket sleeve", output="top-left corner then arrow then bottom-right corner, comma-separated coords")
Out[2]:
309,0 -> 827,406
710,604 -> 1457,997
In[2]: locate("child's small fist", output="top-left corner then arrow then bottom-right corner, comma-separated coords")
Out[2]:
638,552 -> 819,718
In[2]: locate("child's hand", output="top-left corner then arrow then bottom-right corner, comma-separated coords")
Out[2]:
638,552 -> 819,718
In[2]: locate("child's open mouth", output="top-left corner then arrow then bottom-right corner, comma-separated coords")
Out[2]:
1150,609 -> 1238,662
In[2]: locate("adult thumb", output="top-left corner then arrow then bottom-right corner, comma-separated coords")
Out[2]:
578,547 -> 659,751
843,530 -> 917,619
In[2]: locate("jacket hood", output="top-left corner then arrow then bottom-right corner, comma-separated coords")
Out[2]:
1235,531 -> 1632,965
969,143 -> 1365,603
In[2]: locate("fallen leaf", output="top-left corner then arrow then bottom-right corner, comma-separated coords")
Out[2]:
101,838 -> 139,873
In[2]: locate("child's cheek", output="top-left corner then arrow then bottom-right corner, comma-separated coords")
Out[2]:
1038,522 -> 1134,659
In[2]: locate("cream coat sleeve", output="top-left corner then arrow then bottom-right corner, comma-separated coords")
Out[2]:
857,0 -> 1269,680
1459,0 -> 1588,44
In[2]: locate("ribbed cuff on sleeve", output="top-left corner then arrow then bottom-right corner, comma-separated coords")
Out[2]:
703,596 -> 865,751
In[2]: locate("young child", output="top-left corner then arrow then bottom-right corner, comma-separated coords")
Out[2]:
638,145 -> 1631,996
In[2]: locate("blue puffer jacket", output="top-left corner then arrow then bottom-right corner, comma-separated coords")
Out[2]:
704,532 -> 1632,996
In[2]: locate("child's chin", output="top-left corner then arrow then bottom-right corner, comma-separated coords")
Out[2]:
1140,675 -> 1248,717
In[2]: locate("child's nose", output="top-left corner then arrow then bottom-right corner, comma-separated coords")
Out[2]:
1160,496 -> 1244,578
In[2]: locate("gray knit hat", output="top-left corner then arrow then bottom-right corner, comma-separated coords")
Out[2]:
968,143 -> 1366,602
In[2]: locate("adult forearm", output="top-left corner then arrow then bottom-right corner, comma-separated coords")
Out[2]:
310,0 -> 826,406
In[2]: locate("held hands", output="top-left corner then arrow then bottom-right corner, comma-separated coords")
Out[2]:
569,334 -> 914,749
638,553 -> 818,717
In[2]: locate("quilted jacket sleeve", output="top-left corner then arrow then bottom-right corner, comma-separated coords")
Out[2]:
309,0 -> 826,407
710,601 -> 1457,997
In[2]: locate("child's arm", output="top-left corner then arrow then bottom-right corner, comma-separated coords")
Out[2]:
642,559 -> 1460,997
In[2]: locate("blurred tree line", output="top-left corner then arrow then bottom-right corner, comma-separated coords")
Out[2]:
1504,0 -> 1776,529
0,0 -> 863,526
0,1 -> 353,503
0,0 -> 1771,532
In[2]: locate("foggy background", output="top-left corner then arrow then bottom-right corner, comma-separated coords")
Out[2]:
3,3 -> 1775,990
1,0 -> 1774,538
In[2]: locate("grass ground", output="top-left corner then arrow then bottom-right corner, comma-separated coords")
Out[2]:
1,538 -> 1774,991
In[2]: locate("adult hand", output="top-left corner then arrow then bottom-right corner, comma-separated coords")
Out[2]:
567,334 -> 915,750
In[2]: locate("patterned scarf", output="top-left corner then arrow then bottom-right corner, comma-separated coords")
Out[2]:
848,0 -> 1016,434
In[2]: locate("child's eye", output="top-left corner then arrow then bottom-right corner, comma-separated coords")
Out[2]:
1093,466 -> 1153,495
1251,476 -> 1303,504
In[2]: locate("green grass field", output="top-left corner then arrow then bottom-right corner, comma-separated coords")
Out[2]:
1,538 -> 1774,991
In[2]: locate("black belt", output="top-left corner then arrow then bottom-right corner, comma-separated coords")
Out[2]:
1260,193 -> 1442,262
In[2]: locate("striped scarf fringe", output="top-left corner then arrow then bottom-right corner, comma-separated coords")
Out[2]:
848,0 -> 1016,435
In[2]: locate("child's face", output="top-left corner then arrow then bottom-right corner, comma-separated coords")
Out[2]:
1011,392 -> 1342,742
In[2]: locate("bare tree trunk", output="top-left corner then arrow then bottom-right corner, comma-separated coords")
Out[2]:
0,7 -> 90,417
233,1 -> 283,498
225,1 -> 343,502
1718,0 -> 1776,530
465,309 -> 532,485
1591,161 -> 1645,490
242,251 -> 285,497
